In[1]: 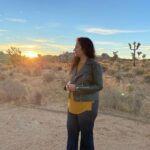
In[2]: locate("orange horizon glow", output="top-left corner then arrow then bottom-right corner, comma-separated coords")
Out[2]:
23,51 -> 38,58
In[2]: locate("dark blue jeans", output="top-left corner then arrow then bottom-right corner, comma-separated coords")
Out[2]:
67,100 -> 99,150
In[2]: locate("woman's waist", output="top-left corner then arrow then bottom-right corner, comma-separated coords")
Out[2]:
68,91 -> 99,102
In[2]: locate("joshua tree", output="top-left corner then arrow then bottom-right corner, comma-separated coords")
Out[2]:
131,52 -> 134,59
128,41 -> 141,66
112,51 -> 119,62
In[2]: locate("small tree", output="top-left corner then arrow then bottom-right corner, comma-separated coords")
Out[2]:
38,54 -> 42,58
142,54 -> 146,59
128,41 -> 141,66
142,54 -> 146,63
137,51 -> 142,59
0,51 -> 4,55
6,47 -> 22,66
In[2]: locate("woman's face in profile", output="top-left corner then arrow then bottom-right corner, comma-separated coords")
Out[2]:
73,40 -> 85,57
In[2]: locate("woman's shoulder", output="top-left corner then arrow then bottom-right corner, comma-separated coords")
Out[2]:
88,59 -> 103,73
88,58 -> 101,66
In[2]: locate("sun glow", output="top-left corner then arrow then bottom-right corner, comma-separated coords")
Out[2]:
23,51 -> 38,58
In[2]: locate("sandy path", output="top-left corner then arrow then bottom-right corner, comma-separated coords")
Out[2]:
0,103 -> 150,150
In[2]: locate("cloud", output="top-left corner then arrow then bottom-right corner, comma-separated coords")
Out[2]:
47,22 -> 62,27
26,38 -> 55,45
45,43 -> 73,51
83,27 -> 150,35
0,43 -> 39,51
31,39 -> 49,43
141,45 -> 150,51
35,26 -> 45,30
94,41 -> 123,46
6,18 -> 27,23
0,29 -> 8,32
35,22 -> 62,30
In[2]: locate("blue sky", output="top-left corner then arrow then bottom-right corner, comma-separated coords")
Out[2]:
0,0 -> 150,58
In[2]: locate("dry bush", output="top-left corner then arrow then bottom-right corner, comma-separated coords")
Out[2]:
30,67 -> 42,76
0,90 -> 8,103
144,68 -> 150,75
99,62 -> 109,72
8,71 -> 14,77
33,91 -> 42,105
0,73 -> 6,80
19,67 -> 32,76
100,78 -> 144,115
144,74 -> 150,84
20,78 -> 28,82
19,66 -> 42,77
133,67 -> 145,75
140,99 -> 150,119
42,70 -> 55,83
141,60 -> 150,68
0,79 -> 27,103
0,64 -> 13,71
123,70 -> 135,78
107,69 -> 117,76
57,66 -> 63,71
114,72 -> 123,82
27,90 -> 42,105
120,63 -> 131,72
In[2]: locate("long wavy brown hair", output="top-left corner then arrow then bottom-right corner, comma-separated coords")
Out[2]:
69,37 -> 96,75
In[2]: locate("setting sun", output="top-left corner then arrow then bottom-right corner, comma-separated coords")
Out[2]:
23,51 -> 38,58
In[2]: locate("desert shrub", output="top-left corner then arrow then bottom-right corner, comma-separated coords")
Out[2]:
107,69 -> 116,76
42,71 -> 55,83
126,84 -> 134,93
121,64 -> 131,72
0,79 -> 27,102
101,65 -> 108,72
144,74 -> 150,83
140,100 -> 150,119
133,68 -> 144,75
21,68 -> 32,76
9,71 -> 14,77
100,79 -> 144,115
114,72 -> 123,82
0,73 -> 6,80
0,90 -> 8,102
0,64 -> 13,71
20,78 -> 28,82
100,84 -> 131,112
32,91 -> 42,105
57,66 -> 62,71
6,47 -> 22,66
124,71 -> 135,78
31,68 -> 42,76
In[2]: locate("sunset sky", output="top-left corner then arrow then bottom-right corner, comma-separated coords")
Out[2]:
0,0 -> 150,58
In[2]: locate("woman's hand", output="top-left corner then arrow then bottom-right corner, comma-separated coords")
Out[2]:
67,83 -> 76,92
65,81 -> 70,91
65,84 -> 70,91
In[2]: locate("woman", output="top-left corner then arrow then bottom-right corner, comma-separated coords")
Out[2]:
64,37 -> 103,150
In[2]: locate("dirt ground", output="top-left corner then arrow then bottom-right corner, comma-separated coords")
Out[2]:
0,102 -> 150,150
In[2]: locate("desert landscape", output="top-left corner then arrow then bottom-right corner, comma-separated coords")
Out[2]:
1,0 -> 150,149
0,50 -> 150,150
